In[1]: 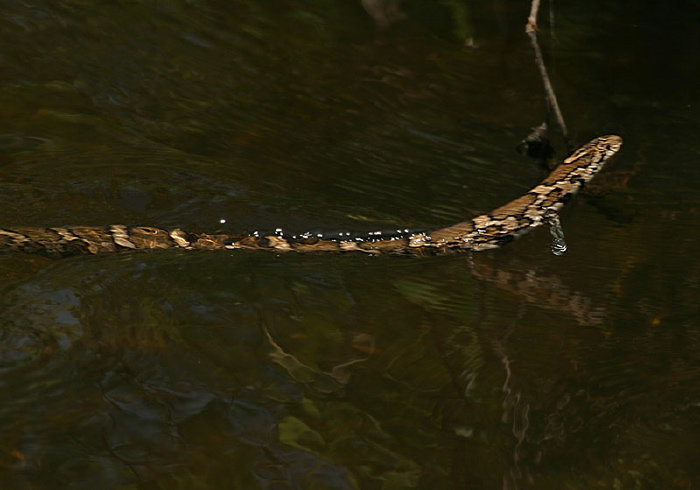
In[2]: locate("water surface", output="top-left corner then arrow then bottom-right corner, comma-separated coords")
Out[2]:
0,1 -> 698,488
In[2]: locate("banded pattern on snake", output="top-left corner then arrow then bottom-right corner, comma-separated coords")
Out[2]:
0,135 -> 622,258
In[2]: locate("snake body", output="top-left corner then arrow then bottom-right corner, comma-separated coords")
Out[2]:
0,135 -> 622,258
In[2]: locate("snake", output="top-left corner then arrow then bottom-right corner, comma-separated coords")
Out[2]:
0,135 -> 622,258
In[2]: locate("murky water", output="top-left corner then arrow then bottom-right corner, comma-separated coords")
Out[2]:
0,1 -> 698,488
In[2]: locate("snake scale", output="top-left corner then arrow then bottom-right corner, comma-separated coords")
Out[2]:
0,135 -> 622,258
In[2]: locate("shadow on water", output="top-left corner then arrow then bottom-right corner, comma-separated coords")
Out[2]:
0,0 -> 699,488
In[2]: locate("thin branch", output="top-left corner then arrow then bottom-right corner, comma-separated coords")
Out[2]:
525,0 -> 570,148
527,0 -> 541,31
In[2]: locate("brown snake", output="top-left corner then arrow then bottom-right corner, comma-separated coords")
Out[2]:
0,135 -> 622,258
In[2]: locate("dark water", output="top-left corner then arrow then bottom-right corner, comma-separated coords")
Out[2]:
0,1 -> 698,488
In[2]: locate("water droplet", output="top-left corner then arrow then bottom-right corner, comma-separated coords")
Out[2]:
543,208 -> 568,256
